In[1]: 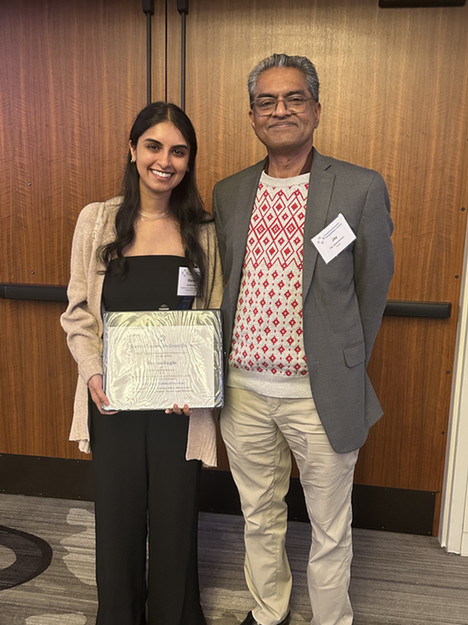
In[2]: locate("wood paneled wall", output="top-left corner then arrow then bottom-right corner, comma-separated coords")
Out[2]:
0,0 -> 166,459
1,0 -> 467,535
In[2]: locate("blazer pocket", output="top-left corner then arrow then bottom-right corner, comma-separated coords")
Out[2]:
343,342 -> 365,368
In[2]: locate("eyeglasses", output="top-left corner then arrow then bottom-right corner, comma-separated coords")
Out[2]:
251,95 -> 313,116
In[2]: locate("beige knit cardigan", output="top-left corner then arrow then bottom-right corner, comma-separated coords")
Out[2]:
60,196 -> 223,467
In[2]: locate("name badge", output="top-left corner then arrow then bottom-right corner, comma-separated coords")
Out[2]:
177,266 -> 199,296
311,213 -> 356,264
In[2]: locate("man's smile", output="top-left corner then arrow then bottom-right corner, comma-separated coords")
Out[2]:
268,120 -> 297,129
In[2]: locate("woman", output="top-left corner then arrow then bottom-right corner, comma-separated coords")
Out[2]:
61,102 -> 223,625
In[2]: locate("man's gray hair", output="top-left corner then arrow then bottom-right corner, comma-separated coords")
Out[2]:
248,53 -> 320,104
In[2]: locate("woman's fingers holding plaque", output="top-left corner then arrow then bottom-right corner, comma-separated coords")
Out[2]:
165,403 -> 192,416
88,374 -> 118,415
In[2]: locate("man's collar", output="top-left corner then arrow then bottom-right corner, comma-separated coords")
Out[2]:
263,147 -> 314,176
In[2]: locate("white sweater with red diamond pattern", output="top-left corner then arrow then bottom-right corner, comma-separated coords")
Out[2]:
228,171 -> 312,398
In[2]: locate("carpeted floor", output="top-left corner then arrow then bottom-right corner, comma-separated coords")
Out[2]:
1,493 -> 468,624
0,525 -> 52,591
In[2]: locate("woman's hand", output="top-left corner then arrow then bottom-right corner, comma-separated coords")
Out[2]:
165,403 -> 192,416
88,374 -> 118,415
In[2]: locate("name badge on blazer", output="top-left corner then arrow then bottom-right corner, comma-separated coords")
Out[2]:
311,213 -> 356,264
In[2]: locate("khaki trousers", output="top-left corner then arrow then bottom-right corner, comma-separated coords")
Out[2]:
220,386 -> 359,625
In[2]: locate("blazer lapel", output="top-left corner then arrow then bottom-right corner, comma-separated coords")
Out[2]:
227,160 -> 265,301
302,151 -> 335,299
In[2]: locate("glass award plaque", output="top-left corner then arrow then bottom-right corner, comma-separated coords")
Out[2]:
102,309 -> 223,411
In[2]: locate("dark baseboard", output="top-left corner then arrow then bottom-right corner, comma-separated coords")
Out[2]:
199,467 -> 436,535
0,454 -> 94,501
0,454 -> 435,535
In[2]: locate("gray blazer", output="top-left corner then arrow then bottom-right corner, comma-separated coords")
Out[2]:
212,149 -> 394,453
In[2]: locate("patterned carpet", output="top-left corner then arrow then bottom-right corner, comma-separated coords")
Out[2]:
0,525 -> 52,591
1,493 -> 468,625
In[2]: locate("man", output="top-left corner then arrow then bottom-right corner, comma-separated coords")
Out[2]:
212,53 -> 394,625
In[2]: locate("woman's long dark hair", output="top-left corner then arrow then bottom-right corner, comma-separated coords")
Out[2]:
99,101 -> 211,297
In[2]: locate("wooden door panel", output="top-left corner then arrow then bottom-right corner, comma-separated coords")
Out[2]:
0,0 -> 166,458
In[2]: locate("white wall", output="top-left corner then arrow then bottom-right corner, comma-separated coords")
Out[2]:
440,229 -> 468,556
